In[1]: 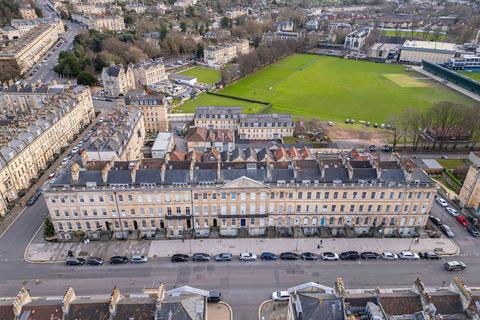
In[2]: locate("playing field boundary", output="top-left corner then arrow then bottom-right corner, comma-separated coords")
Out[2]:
206,91 -> 271,106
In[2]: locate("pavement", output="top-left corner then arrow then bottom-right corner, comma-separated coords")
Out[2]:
259,301 -> 288,320
0,198 -> 479,320
25,234 -> 459,263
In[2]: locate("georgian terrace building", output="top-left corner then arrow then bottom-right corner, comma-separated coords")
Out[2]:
45,148 -> 436,240
0,84 -> 94,216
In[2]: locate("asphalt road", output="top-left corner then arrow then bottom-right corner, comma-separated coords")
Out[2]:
0,196 -> 479,320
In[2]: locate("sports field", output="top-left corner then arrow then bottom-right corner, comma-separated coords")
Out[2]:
179,66 -> 221,84
178,94 -> 268,114
460,71 -> 480,82
180,54 -> 475,122
380,29 -> 447,41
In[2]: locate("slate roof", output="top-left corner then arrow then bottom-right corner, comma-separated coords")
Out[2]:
430,291 -> 464,315
292,293 -> 344,320
156,295 -> 205,320
380,293 -> 422,316
64,301 -> 110,320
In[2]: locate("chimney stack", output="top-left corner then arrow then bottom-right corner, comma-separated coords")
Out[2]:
71,163 -> 80,183
131,163 -> 137,184
160,162 -> 166,182
80,151 -> 88,167
62,286 -> 76,315
189,157 -> 196,181
12,288 -> 31,317
109,287 -> 122,316
102,163 -> 111,184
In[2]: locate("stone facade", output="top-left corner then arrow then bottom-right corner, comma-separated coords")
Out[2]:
44,150 -> 435,240
203,39 -> 250,68
459,165 -> 480,213
124,93 -> 169,134
0,84 -> 95,216
0,24 -> 60,75
85,107 -> 145,162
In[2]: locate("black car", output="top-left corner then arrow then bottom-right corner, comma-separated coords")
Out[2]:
208,290 -> 222,303
192,253 -> 210,262
467,224 -> 480,237
300,252 -> 318,261
65,257 -> 85,266
360,252 -> 379,260
340,251 -> 360,260
110,256 -> 129,264
421,252 -> 441,260
280,252 -> 300,260
171,254 -> 189,262
261,252 -> 278,260
27,191 -> 41,206
429,216 -> 442,226
86,257 -> 103,266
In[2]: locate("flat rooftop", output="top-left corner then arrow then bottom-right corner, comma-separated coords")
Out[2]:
402,40 -> 458,52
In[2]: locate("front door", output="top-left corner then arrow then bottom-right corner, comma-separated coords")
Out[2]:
240,218 -> 246,227
186,219 -> 191,229
133,220 -> 138,230
213,219 -> 218,227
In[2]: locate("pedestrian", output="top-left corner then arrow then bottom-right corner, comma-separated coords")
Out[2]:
317,244 -> 320,249
320,240 -> 323,245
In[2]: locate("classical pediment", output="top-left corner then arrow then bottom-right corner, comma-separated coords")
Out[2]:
219,176 -> 267,189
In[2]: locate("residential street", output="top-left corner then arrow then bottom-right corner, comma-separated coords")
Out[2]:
0,197 -> 479,320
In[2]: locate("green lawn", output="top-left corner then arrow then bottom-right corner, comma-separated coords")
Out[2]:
180,54 -> 476,122
460,71 -> 480,82
437,159 -> 470,170
214,54 -> 475,122
176,93 -> 269,114
381,29 -> 447,41
179,67 -> 221,84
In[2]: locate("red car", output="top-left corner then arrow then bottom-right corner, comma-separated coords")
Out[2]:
456,215 -> 469,227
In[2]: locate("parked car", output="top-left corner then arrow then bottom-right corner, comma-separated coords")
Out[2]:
340,251 -> 360,260
110,256 -> 129,264
208,290 -> 222,303
215,253 -> 232,262
456,215 -> 469,227
368,145 -> 377,152
72,146 -> 79,153
61,158 -> 70,165
446,207 -> 459,217
300,252 -> 318,261
381,252 -> 398,260
86,257 -> 103,266
327,121 -> 334,126
192,253 -> 210,262
26,191 -> 41,206
467,224 -> 480,237
321,252 -> 339,261
131,255 -> 148,263
436,197 -> 449,207
271,291 -> 289,301
48,172 -> 56,179
421,252 -> 440,260
429,216 -> 442,226
444,261 -> 466,271
171,254 -> 189,262
65,257 -> 85,266
239,252 -> 257,261
280,252 -> 300,260
381,145 -> 391,152
399,251 -> 420,260
360,252 -> 379,260
260,252 -> 277,261
440,224 -> 455,238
